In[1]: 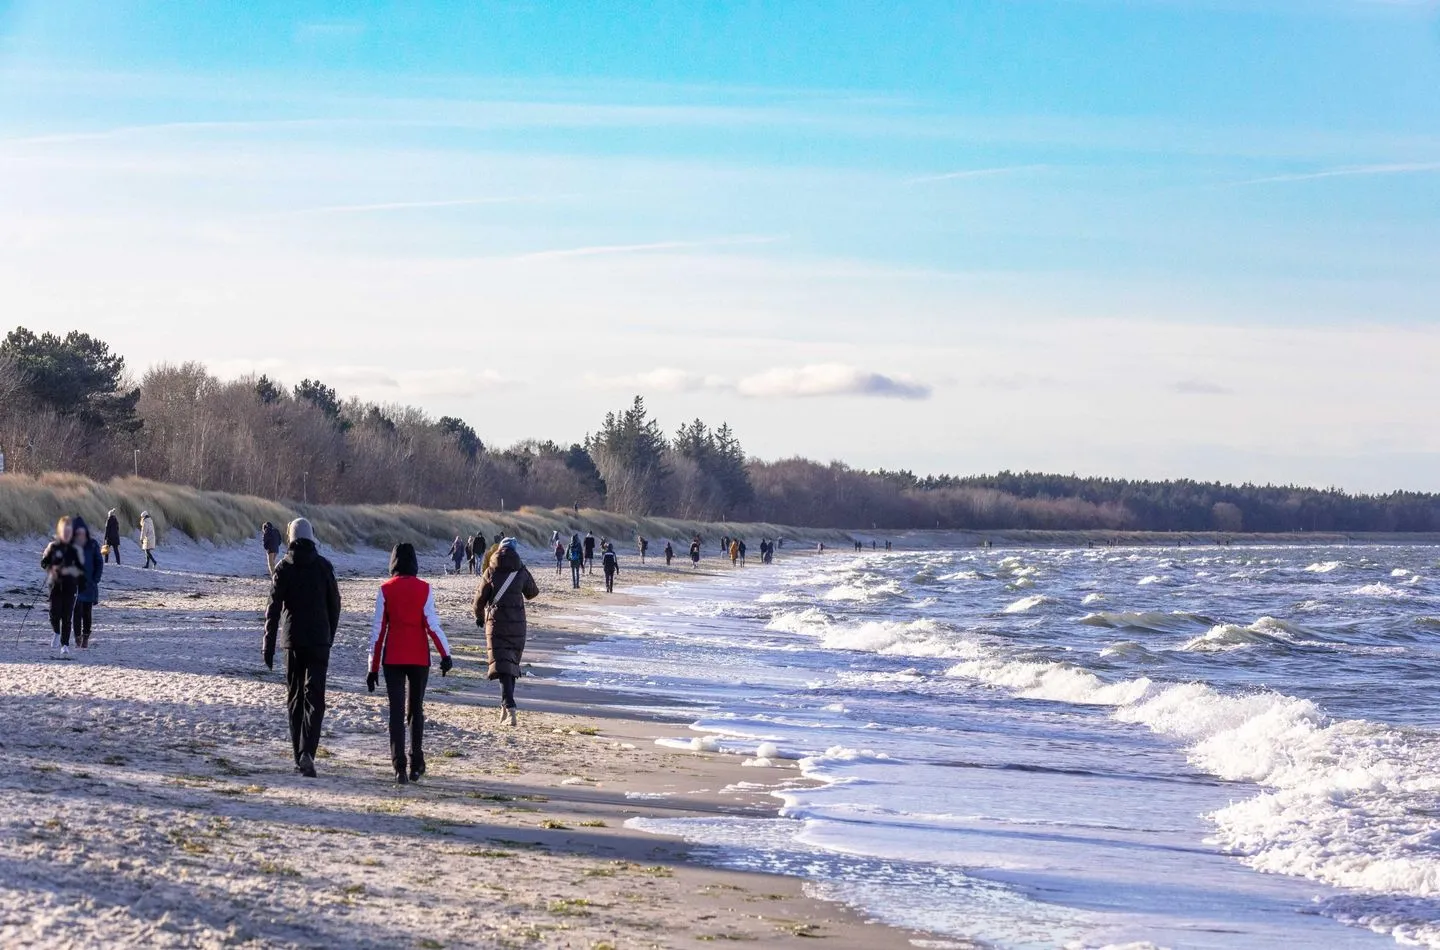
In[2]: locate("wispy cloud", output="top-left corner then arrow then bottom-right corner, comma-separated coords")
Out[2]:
587,363 -> 933,400
512,234 -> 783,262
1232,162 -> 1440,186
906,164 -> 1048,185
737,364 -> 932,400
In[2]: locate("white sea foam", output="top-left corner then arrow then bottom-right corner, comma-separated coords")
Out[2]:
1002,594 -> 1053,614
1305,561 -> 1344,573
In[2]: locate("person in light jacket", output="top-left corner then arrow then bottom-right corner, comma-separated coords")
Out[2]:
473,539 -> 539,726
367,543 -> 452,784
139,511 -> 158,569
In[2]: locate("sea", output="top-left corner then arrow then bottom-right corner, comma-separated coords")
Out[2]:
558,543 -> 1440,950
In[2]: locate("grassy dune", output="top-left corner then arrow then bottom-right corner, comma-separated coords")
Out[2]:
0,472 -> 847,549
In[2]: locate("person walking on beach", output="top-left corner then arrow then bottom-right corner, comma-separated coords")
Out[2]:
40,517 -> 85,656
601,543 -> 620,593
448,536 -> 465,575
689,537 -> 701,569
138,511 -> 158,569
638,536 -> 648,564
473,538 -> 539,726
263,518 -> 341,779
664,540 -> 674,567
567,533 -> 584,589
262,521 -> 283,576
71,517 -> 103,649
729,538 -> 740,567
467,536 -> 479,574
553,537 -> 565,575
367,542 -> 453,785
103,509 -> 122,565
583,531 -> 596,574
739,539 -> 748,566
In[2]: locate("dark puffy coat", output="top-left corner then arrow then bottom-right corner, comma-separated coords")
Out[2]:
41,540 -> 86,595
473,546 -> 539,679
75,536 -> 104,604
104,514 -> 121,547
261,523 -> 282,554
264,539 -> 341,655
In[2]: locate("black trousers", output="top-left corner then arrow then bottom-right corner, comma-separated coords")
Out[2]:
73,601 -> 94,645
285,646 -> 330,764
384,664 -> 429,771
143,549 -> 157,568
570,562 -> 582,588
498,672 -> 517,709
105,545 -> 120,565
49,581 -> 77,646
604,568 -> 616,592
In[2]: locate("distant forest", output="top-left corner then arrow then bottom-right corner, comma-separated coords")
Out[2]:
4,326 -> 1440,533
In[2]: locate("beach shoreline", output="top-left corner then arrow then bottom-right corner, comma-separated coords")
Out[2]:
0,537 -> 933,949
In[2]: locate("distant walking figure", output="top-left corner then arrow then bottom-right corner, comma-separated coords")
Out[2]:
583,532 -> 596,574
71,517 -> 103,649
449,536 -> 465,575
467,536 -> 479,574
367,543 -> 452,785
40,516 -> 85,655
103,509 -> 122,565
554,538 -> 566,575
689,538 -> 701,569
729,539 -> 740,567
602,543 -> 620,593
262,521 -> 283,576
567,533 -> 584,589
739,539 -> 747,566
139,511 -> 158,569
474,539 -> 539,726
264,518 -> 341,778
638,536 -> 648,564
664,540 -> 674,567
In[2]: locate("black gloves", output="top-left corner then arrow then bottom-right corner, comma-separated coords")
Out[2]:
440,655 -> 453,675
366,671 -> 379,693
263,651 -> 274,670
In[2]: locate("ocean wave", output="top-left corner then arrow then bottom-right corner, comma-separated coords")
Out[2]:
1002,594 -> 1054,614
1079,610 -> 1214,634
1353,583 -> 1415,599
1305,561 -> 1344,574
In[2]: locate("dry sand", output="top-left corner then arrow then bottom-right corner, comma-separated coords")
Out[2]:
0,538 -> 937,949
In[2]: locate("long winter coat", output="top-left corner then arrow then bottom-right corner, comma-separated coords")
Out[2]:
75,537 -> 104,605
139,518 -> 157,551
473,547 -> 539,680
104,514 -> 121,548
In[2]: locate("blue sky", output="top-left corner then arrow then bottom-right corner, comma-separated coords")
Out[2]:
2,1 -> 1439,490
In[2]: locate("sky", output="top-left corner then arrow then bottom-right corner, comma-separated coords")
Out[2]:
1,1 -> 1439,492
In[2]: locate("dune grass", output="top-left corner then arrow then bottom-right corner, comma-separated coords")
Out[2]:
0,472 -> 847,549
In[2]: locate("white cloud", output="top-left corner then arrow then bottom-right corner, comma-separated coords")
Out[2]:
586,368 -> 729,393
736,364 -> 932,400
1173,378 -> 1233,395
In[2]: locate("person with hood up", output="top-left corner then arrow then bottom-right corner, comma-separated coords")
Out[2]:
601,542 -> 620,593
139,511 -> 158,569
40,516 -> 86,655
473,538 -> 539,726
71,516 -> 103,649
263,518 -> 341,778
664,540 -> 674,567
448,536 -> 465,575
367,543 -> 453,784
261,521 -> 283,576
103,509 -> 121,565
566,533 -> 584,589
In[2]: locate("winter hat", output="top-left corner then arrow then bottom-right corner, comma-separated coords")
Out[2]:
107,508 -> 117,518
72,516 -> 90,540
139,511 -> 149,520
498,538 -> 517,553
389,542 -> 419,577
288,518 -> 315,544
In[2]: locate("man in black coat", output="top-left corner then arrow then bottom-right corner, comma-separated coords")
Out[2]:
263,518 -> 341,778
104,510 -> 122,565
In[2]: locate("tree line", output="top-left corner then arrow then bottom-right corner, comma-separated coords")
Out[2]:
5,326 -> 1440,533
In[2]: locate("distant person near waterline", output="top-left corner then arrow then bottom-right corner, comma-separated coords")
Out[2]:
638,536 -> 648,564
71,516 -> 103,649
139,511 -> 158,569
473,539 -> 539,726
602,543 -> 620,593
367,542 -> 453,785
690,537 -> 701,569
103,509 -> 121,565
263,518 -> 341,779
729,538 -> 740,567
568,533 -> 584,588
449,536 -> 465,575
554,537 -> 566,575
262,521 -> 283,576
40,516 -> 85,656
664,540 -> 674,567
584,532 -> 596,574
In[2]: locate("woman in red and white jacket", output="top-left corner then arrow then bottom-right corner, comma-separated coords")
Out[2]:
368,542 -> 453,785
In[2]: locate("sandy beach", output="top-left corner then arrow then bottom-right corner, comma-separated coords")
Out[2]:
0,537 -> 932,949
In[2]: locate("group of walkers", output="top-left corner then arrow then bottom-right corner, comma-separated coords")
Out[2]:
719,535 -> 778,567
37,509 -> 160,654
264,518 -> 539,784
554,531 -> 625,592
853,539 -> 893,552
446,532 -> 512,576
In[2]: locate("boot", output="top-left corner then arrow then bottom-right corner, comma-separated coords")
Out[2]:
504,707 -> 518,728
298,754 -> 317,778
394,753 -> 409,785
410,753 -> 425,783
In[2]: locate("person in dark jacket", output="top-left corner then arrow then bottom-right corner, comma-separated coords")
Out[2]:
601,543 -> 620,593
583,532 -> 596,574
448,536 -> 465,574
466,535 -> 479,574
664,540 -> 674,567
40,516 -> 86,655
71,516 -> 103,649
367,543 -> 453,784
473,539 -> 539,726
689,537 -> 701,569
566,533 -> 584,589
103,509 -> 122,565
263,518 -> 341,778
261,521 -> 283,576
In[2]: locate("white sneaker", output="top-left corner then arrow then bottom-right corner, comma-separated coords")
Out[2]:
60,645 -> 70,656
52,635 -> 60,649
